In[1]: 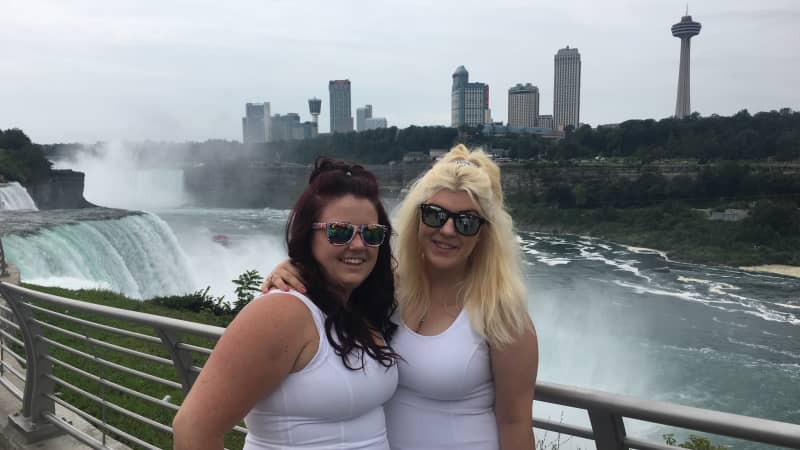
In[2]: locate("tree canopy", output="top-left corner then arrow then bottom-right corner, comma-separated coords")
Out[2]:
549,108 -> 800,162
0,128 -> 52,183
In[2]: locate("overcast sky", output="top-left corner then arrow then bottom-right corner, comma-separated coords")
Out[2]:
2,0 -> 799,144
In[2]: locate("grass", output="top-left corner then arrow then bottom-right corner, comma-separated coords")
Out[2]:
9,284 -> 243,450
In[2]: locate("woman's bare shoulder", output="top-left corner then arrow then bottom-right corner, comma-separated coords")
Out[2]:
241,292 -> 316,325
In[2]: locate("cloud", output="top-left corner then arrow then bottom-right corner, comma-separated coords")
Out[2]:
1,0 -> 798,142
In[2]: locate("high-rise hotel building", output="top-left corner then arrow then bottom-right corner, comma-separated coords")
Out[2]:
451,66 -> 491,127
242,102 -> 271,144
356,104 -> 373,132
508,83 -> 539,128
538,114 -> 554,130
553,46 -> 581,130
329,80 -> 353,133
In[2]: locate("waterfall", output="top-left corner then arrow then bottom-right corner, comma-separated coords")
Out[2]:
2,212 -> 198,299
0,182 -> 38,210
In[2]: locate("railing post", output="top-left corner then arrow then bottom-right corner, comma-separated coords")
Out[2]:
588,408 -> 628,450
0,285 -> 63,443
0,237 -> 8,277
155,328 -> 198,394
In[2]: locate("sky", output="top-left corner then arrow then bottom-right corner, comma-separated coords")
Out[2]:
1,0 -> 799,144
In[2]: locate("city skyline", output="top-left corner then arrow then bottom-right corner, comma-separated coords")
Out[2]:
1,1 -> 798,143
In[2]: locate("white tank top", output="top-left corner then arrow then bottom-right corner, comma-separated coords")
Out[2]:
243,290 -> 398,450
385,309 -> 498,450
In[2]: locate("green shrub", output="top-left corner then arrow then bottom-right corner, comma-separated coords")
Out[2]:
664,433 -> 728,450
146,270 -> 264,321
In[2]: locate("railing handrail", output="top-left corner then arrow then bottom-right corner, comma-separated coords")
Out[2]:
536,382 -> 800,449
2,280 -> 800,450
0,282 -> 224,339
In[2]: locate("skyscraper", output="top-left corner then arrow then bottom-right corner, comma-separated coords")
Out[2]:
451,66 -> 491,127
269,110 -> 318,141
538,114 -> 554,130
508,83 -> 539,128
329,80 -> 353,133
553,46 -> 581,130
356,104 -> 373,131
270,113 -> 302,142
364,117 -> 387,130
672,10 -> 701,119
242,102 -> 271,144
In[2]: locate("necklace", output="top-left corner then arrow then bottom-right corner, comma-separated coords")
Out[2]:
416,297 -> 462,333
416,315 -> 425,332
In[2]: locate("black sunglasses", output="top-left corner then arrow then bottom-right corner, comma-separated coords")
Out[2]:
312,222 -> 388,247
419,204 -> 487,236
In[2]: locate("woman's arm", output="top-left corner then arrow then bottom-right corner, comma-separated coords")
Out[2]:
172,293 -> 316,450
491,317 -> 539,450
261,259 -> 307,293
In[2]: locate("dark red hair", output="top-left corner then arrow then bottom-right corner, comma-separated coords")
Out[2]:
286,158 -> 398,369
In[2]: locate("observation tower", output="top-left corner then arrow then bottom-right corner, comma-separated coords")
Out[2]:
672,8 -> 701,119
308,97 -> 322,124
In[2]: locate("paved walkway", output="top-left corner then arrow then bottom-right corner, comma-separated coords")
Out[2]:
0,382 -> 92,449
1,293 -> 131,449
1,369 -> 132,450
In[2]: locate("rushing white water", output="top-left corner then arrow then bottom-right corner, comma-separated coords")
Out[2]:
3,212 -> 197,299
155,207 -> 290,300
0,182 -> 38,210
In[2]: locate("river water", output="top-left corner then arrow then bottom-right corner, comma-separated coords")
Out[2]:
157,206 -> 799,449
2,162 -> 798,448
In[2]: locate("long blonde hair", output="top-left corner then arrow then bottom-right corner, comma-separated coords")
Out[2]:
393,144 -> 529,347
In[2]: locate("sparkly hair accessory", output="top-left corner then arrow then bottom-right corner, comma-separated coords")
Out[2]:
453,159 -> 478,168
345,170 -> 352,176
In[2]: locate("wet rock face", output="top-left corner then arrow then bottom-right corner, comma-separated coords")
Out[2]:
26,170 -> 95,210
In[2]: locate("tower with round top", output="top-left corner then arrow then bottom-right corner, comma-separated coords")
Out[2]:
672,9 -> 701,119
308,97 -> 322,124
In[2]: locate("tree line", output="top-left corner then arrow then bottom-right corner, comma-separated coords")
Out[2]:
269,125 -> 459,164
264,108 -> 800,164
550,108 -> 800,162
534,163 -> 800,210
0,128 -> 52,183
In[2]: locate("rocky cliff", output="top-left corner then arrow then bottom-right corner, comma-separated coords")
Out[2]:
183,161 -> 712,209
26,169 -> 94,209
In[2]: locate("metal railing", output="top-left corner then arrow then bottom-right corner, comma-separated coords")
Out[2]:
0,282 -> 243,449
2,281 -> 800,450
0,237 -> 7,277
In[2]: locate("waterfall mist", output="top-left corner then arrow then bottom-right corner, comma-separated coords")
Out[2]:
53,141 -> 192,210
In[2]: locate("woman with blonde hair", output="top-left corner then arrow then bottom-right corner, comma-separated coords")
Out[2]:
265,145 -> 539,450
